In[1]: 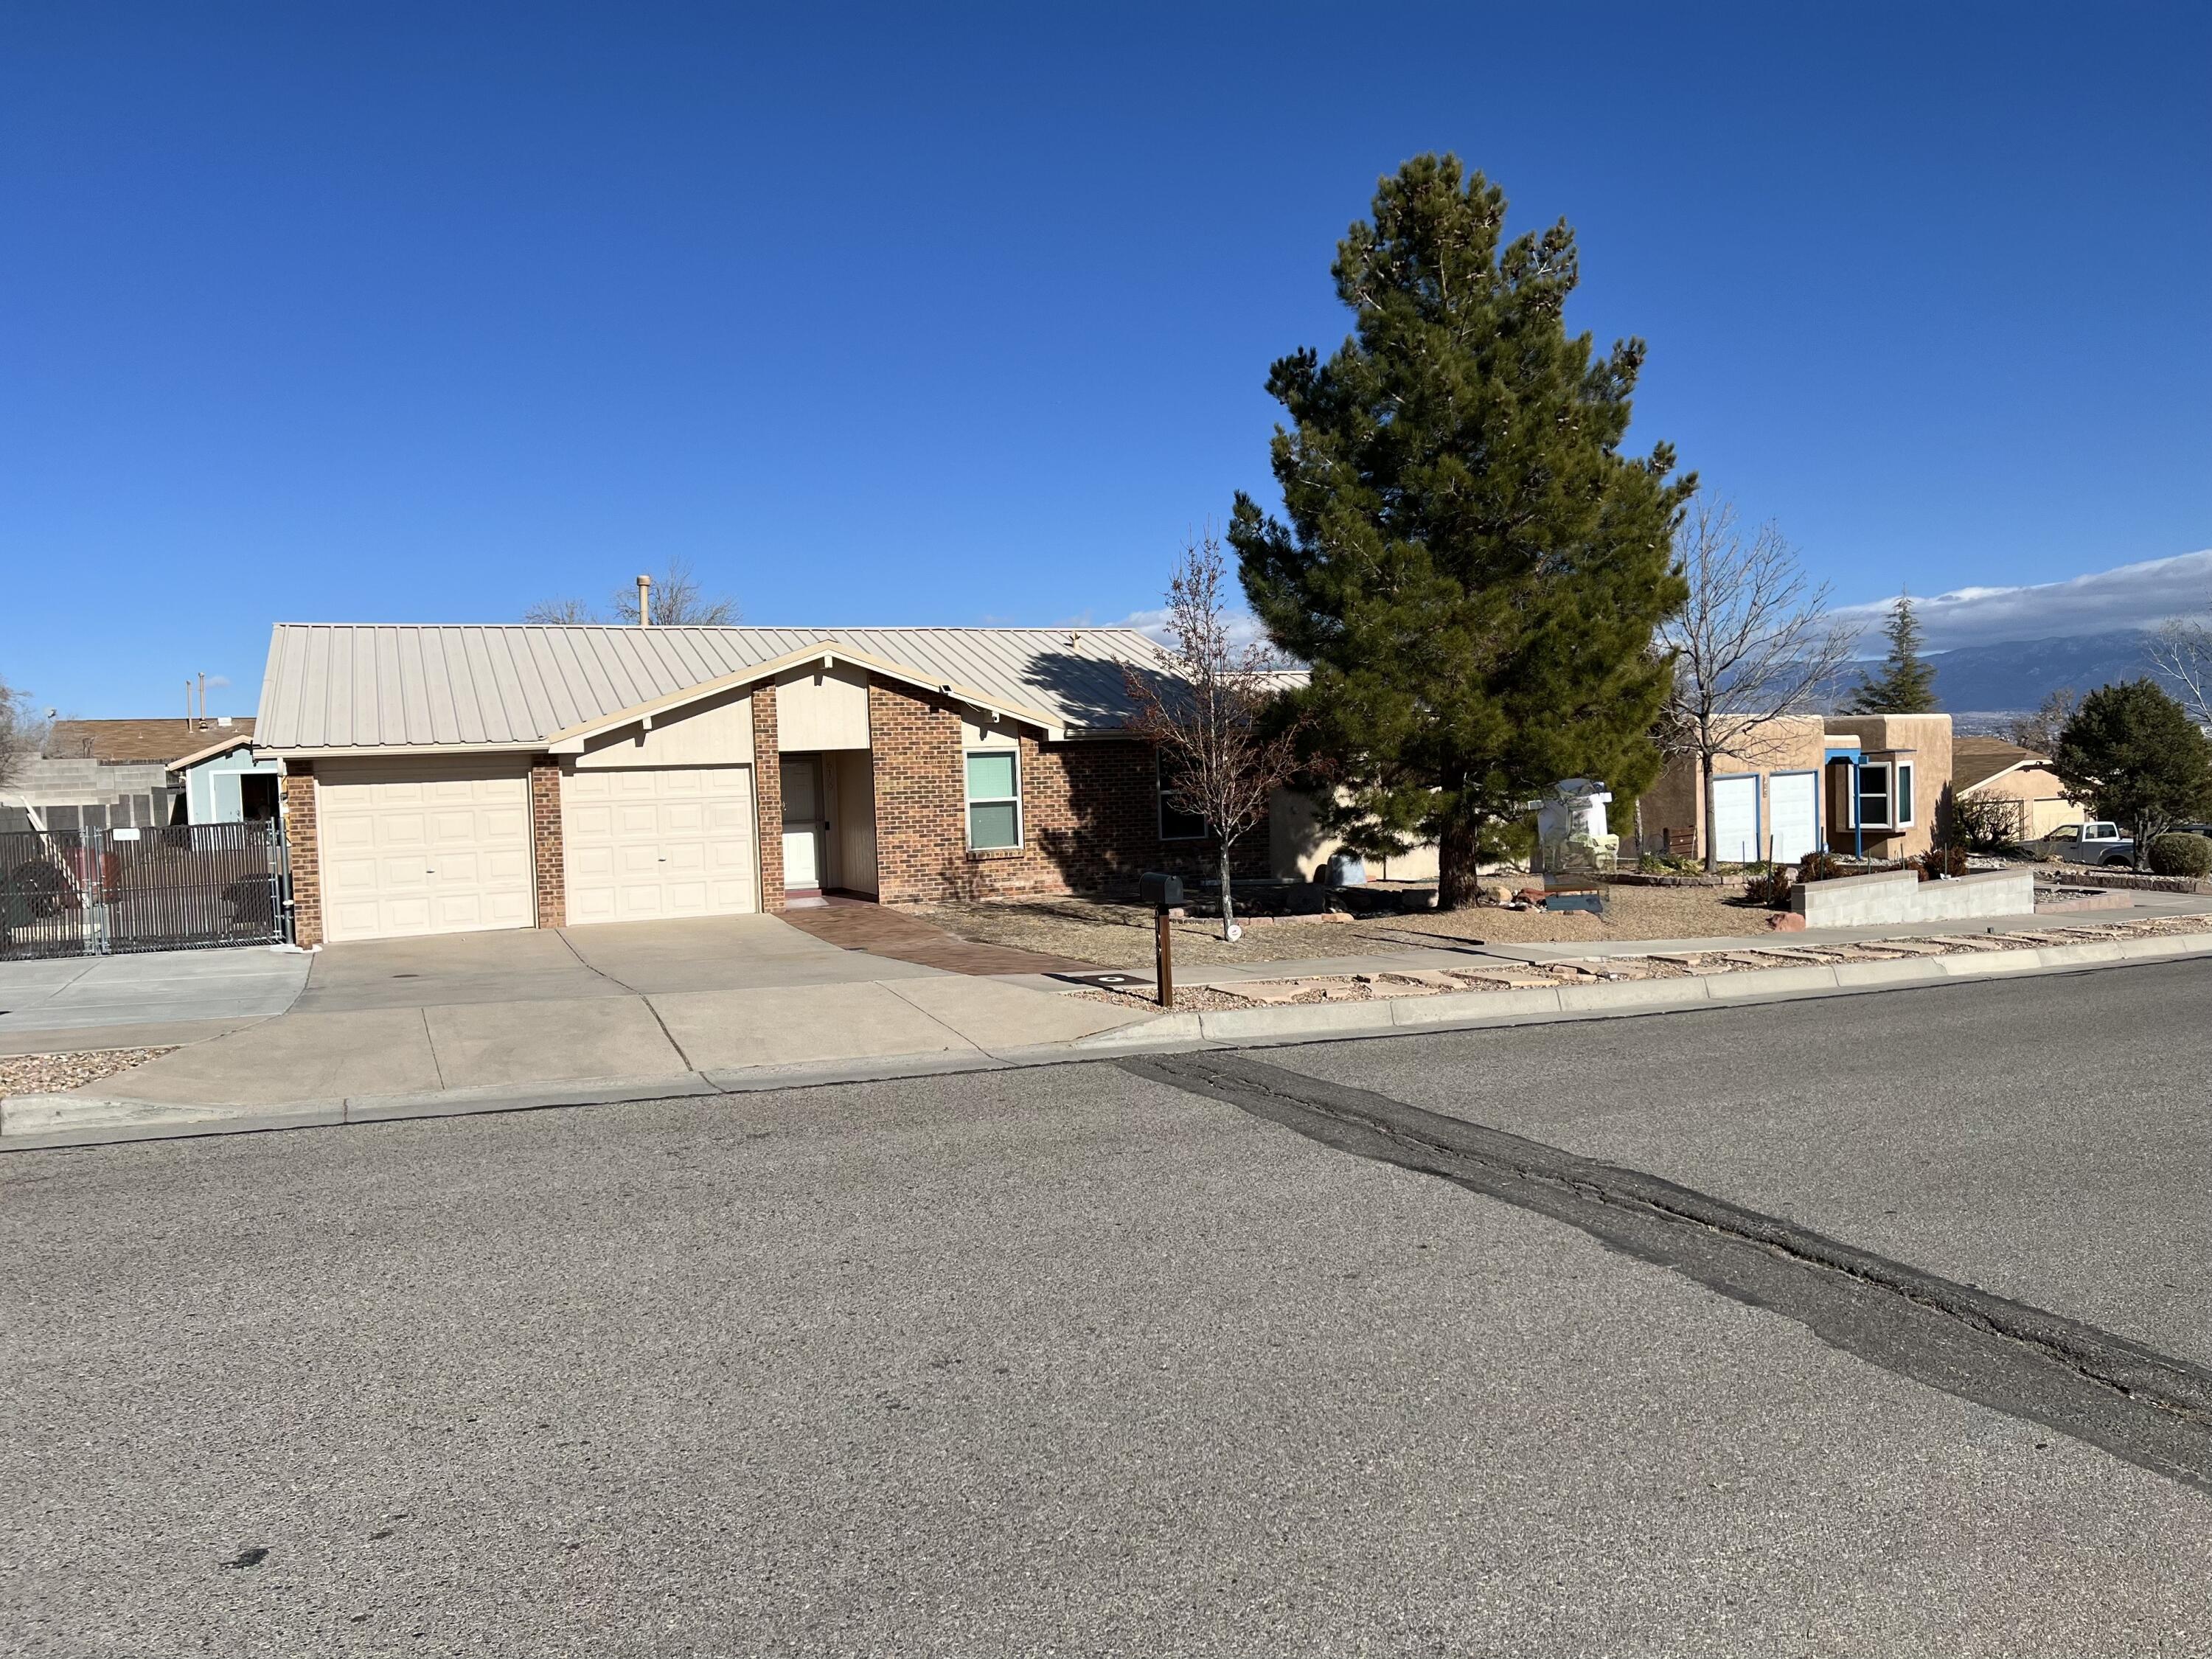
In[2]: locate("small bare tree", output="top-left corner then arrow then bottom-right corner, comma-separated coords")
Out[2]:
522,597 -> 597,624
0,675 -> 48,790
1657,501 -> 1860,871
2146,593 -> 2212,728
524,560 -> 741,626
2003,686 -> 2079,757
1123,534 -> 1304,939
610,560 -> 740,627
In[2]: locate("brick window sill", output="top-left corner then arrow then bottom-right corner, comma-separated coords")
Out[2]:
965,847 -> 1025,861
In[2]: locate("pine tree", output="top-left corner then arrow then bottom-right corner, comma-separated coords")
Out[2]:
2050,679 -> 2212,859
1230,156 -> 1692,908
1846,593 -> 1938,713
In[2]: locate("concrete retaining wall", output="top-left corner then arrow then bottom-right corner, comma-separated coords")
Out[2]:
1791,866 -> 2034,926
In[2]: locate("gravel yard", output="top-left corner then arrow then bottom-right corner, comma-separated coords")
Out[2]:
0,1048 -> 173,1099
919,883 -> 1780,969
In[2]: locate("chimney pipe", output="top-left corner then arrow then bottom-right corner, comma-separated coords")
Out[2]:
197,671 -> 206,729
636,573 -> 653,627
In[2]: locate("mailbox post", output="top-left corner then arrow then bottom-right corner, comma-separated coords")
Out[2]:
1138,872 -> 1183,1008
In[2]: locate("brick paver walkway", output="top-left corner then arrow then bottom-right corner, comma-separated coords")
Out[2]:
778,898 -> 1100,977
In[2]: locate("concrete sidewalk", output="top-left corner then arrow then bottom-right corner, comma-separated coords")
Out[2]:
0,914 -> 1152,1143
0,947 -> 312,1054
10,920 -> 2212,1152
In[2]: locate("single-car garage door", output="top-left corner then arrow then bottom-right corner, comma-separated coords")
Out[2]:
561,765 -> 758,924
318,761 -> 535,942
1768,771 -> 1819,863
1709,774 -> 1761,865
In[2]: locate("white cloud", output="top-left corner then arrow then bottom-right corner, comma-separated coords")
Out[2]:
1115,605 -> 1289,662
1836,548 -> 2212,652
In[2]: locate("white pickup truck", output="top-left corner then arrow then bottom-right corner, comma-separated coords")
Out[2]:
2030,821 -> 2135,866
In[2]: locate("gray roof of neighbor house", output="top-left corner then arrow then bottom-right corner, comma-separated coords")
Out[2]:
254,624 -> 1175,751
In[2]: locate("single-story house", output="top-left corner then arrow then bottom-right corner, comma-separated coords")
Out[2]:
1,717 -> 255,834
167,728 -> 284,824
1952,736 -> 2075,841
1638,712 -> 1955,863
254,623 -> 1270,946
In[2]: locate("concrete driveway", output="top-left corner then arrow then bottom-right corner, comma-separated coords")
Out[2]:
0,947 -> 312,1054
31,915 -> 1144,1112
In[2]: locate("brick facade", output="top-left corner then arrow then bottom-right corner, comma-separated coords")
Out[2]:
864,679 -> 1265,905
751,683 -> 784,913
280,762 -> 323,947
529,757 -> 566,928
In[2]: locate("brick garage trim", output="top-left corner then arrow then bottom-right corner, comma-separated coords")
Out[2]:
752,684 -> 784,913
280,762 -> 323,947
866,678 -> 1265,905
529,757 -> 565,928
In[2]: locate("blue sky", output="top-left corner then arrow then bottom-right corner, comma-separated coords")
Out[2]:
6,2 -> 2208,717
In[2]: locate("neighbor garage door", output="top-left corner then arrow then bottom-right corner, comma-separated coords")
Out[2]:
317,760 -> 535,942
1769,772 -> 1819,863
1709,774 -> 1761,865
561,765 -> 758,925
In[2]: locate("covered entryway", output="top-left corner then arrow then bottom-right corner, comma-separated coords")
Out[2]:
318,760 -> 535,943
1708,774 -> 1761,865
1768,772 -> 1819,864
561,765 -> 759,924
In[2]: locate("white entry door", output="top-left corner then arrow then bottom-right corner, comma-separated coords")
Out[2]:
1709,774 -> 1761,865
561,765 -> 758,924
1769,772 -> 1819,863
780,756 -> 823,891
318,761 -> 534,942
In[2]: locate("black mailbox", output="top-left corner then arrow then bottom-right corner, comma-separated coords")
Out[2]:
1137,872 -> 1184,910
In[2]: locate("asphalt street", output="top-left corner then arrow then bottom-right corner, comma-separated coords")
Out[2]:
7,960 -> 2212,1656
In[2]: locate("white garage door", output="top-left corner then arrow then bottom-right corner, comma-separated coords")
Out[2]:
561,765 -> 758,925
319,762 -> 535,942
1769,772 -> 1819,863
1709,774 -> 1761,865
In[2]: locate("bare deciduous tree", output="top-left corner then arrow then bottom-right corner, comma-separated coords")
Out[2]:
523,560 -> 741,627
2003,686 -> 2079,757
2146,594 -> 2212,728
1122,534 -> 1304,939
1656,501 -> 1860,871
610,560 -> 740,627
522,597 -> 597,625
0,675 -> 49,790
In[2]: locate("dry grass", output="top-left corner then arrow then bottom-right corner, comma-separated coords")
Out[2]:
918,883 -> 1782,970
0,1048 -> 173,1099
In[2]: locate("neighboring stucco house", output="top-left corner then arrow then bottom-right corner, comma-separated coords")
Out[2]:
167,729 -> 284,824
1952,735 -> 2075,840
254,623 -> 1267,946
1639,712 -> 1954,863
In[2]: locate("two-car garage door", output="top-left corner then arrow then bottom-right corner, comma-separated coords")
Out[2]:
561,765 -> 758,924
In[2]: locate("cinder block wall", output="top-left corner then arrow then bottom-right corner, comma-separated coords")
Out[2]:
865,679 -> 1265,905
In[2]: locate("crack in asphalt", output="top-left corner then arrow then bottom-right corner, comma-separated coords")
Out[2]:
1120,1049 -> 2212,1498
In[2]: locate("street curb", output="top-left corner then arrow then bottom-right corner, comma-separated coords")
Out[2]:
6,933 -> 2208,1152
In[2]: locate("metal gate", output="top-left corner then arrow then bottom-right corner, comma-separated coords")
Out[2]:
0,822 -> 289,960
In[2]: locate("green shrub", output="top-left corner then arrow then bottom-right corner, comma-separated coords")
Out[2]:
2148,832 -> 2212,879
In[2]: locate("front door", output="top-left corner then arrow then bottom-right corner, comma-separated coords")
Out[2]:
780,756 -> 823,891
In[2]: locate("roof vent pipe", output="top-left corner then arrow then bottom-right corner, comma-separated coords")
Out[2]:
636,573 -> 653,627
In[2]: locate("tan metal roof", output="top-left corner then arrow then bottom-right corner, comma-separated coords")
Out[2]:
255,624 -> 1173,751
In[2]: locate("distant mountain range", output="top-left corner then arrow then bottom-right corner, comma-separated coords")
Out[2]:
1824,628 -> 2173,720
